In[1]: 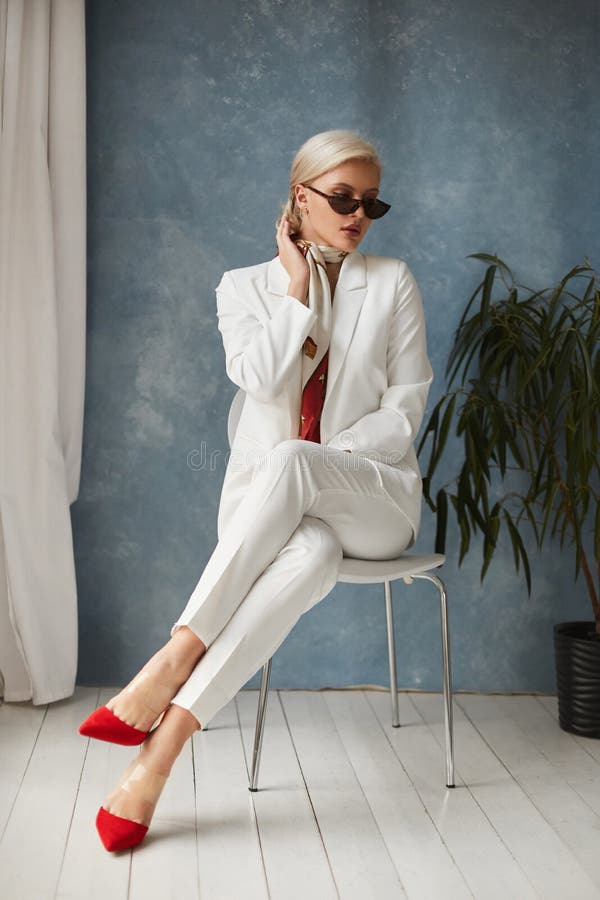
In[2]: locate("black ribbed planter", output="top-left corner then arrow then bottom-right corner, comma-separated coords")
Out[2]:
553,621 -> 600,738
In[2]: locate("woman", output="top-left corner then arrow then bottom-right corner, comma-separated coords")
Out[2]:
78,129 -> 433,851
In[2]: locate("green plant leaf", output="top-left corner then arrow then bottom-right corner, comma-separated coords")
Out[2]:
466,253 -> 514,281
431,393 -> 458,474
417,396 -> 441,462
481,502 -> 502,581
479,264 -> 497,323
422,476 -> 436,512
435,488 -> 448,555
455,273 -> 487,336
504,511 -> 532,595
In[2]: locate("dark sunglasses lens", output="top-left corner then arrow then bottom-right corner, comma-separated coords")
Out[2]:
327,194 -> 391,219
363,198 -> 391,219
329,195 -> 359,215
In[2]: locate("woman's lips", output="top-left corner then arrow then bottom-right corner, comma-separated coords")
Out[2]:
342,226 -> 360,236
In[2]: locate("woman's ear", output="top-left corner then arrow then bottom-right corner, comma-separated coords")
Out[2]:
294,184 -> 307,208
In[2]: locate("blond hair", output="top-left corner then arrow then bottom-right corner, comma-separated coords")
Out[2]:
276,130 -> 382,234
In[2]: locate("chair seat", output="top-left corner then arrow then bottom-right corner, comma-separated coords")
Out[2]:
337,553 -> 445,584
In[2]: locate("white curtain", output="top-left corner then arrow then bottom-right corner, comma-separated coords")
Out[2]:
0,0 -> 86,704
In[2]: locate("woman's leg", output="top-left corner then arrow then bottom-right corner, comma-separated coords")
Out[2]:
170,513 -> 344,728
91,440 -> 385,732
97,440 -> 413,847
169,440 -> 414,650
101,625 -> 208,733
100,704 -> 199,831
90,440 -> 347,734
170,471 -> 413,729
99,442 -> 410,733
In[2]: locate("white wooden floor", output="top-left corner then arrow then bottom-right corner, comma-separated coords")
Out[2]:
1,686 -> 600,900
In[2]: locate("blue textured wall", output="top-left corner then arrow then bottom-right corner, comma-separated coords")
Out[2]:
76,0 -> 599,692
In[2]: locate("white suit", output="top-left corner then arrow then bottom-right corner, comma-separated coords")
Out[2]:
169,249 -> 433,728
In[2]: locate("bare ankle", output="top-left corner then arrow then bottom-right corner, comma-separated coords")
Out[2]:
140,706 -> 198,772
169,627 -> 206,673
139,743 -> 175,777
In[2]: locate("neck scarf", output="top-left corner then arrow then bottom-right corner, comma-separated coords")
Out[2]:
293,239 -> 349,390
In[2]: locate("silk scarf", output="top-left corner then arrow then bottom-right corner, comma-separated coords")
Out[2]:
293,238 -> 349,390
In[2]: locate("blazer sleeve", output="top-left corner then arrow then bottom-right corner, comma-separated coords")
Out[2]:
216,269 -> 317,402
325,261 -> 434,463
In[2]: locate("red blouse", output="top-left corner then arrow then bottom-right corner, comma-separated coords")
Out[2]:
299,298 -> 332,443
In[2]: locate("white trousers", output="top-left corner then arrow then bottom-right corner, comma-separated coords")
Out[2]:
169,439 -> 414,728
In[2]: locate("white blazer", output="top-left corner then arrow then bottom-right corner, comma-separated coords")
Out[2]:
214,249 -> 434,543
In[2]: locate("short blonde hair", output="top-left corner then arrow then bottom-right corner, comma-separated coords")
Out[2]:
276,129 -> 383,234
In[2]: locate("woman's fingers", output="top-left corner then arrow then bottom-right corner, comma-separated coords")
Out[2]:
276,215 -> 296,244
276,216 -> 310,284
276,215 -> 292,244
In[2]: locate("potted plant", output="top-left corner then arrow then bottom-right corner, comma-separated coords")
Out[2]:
417,254 -> 600,737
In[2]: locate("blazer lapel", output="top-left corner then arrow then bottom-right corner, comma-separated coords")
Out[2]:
323,250 -> 367,405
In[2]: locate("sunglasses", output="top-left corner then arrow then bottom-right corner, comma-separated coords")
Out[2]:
304,184 -> 391,220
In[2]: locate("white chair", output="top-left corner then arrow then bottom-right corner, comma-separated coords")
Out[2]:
226,387 -> 455,789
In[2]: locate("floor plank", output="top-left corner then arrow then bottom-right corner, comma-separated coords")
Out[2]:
281,690 -> 408,899
129,736 -> 200,900
325,689 -> 472,900
193,698 -> 269,899
56,688 -> 133,900
237,689 -> 339,900
458,692 -> 600,895
0,686 -> 99,900
373,690 -> 539,900
0,698 -> 47,837
500,693 -> 600,818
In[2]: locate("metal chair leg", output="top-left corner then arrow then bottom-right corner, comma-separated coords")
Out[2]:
249,657 -> 272,791
413,572 -> 455,788
384,579 -> 400,727
249,570 -> 455,792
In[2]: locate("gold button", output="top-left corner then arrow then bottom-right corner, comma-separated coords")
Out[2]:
301,415 -> 305,421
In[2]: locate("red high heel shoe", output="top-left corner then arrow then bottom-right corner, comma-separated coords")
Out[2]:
79,670 -> 173,745
95,760 -> 168,852
78,706 -> 149,746
96,806 -> 148,851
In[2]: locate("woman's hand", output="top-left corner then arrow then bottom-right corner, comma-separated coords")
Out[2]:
276,216 -> 310,303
